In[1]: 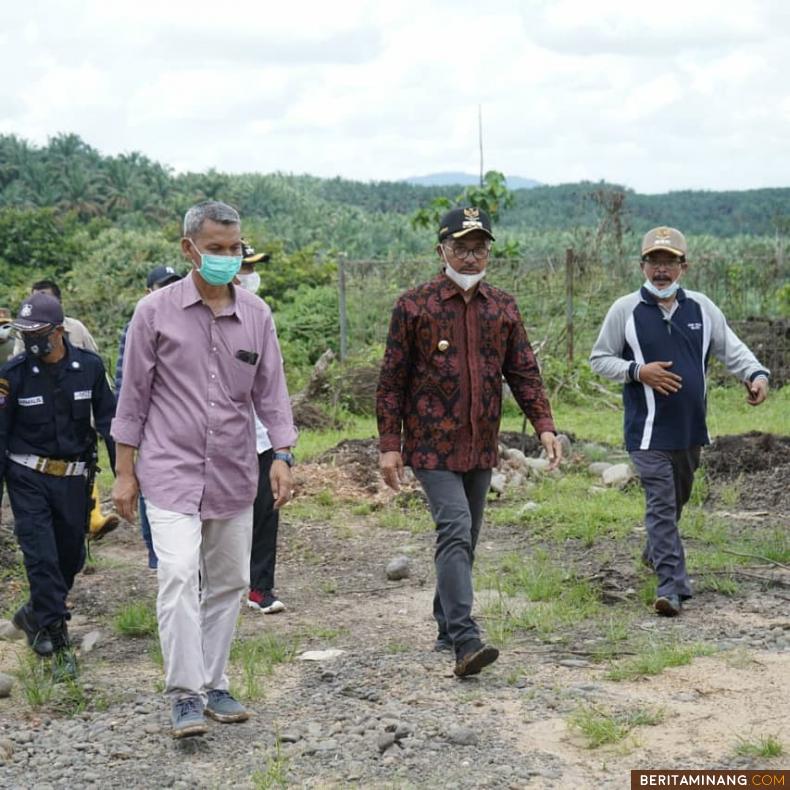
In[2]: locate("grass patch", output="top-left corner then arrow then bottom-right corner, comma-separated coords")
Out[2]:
301,625 -> 346,642
606,640 -> 716,681
14,653 -> 106,715
478,552 -> 602,639
113,601 -> 158,637
568,704 -> 665,748
734,734 -> 784,759
296,416 -> 376,462
542,384 -> 790,446
15,652 -> 54,708
488,473 -> 642,546
148,638 -> 164,667
251,736 -> 290,789
377,505 -> 434,534
230,634 -> 300,701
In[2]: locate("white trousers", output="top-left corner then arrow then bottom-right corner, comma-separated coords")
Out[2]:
146,502 -> 253,700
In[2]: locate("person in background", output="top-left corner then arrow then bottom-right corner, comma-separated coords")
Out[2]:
236,241 -> 286,615
377,207 -> 562,677
0,308 -> 15,365
111,201 -> 296,738
13,281 -> 99,356
15,280 -> 119,542
0,293 -> 116,680
114,265 -> 181,569
590,226 -> 770,617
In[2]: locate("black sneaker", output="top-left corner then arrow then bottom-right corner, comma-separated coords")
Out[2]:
654,595 -> 682,617
12,603 -> 53,657
454,639 -> 499,677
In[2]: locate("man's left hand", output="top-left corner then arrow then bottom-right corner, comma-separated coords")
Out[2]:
745,377 -> 769,406
540,432 -> 563,470
270,460 -> 294,510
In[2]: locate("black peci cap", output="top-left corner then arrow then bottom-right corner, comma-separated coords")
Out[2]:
437,207 -> 495,242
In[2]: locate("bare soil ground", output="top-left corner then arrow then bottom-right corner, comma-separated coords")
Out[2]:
0,431 -> 788,789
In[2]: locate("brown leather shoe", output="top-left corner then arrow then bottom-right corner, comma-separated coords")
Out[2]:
454,640 -> 499,677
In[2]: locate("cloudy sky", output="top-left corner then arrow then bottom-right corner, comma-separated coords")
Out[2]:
1,0 -> 788,193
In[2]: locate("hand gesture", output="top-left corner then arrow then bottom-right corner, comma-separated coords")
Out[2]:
112,472 -> 140,522
540,432 -> 563,470
380,451 -> 404,491
744,378 -> 768,406
270,460 -> 294,510
638,361 -> 682,395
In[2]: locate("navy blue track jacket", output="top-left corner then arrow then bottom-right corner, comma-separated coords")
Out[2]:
590,287 -> 769,451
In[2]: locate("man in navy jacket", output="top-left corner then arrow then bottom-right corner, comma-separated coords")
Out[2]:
590,227 -> 770,616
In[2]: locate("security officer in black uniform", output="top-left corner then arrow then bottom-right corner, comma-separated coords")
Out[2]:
0,293 -> 116,680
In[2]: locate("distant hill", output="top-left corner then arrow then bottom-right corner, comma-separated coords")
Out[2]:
405,172 -> 541,190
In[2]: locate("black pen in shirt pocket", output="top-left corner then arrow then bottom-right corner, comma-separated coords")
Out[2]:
235,350 -> 259,365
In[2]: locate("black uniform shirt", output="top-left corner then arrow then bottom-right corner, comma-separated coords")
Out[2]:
0,341 -> 116,485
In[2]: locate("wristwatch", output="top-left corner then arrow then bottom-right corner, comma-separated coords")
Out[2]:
273,451 -> 294,467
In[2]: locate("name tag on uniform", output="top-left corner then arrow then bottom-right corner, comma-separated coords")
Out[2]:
74,390 -> 92,400
18,396 -> 44,407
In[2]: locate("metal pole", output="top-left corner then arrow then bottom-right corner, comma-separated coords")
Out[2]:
338,255 -> 348,361
565,248 -> 574,366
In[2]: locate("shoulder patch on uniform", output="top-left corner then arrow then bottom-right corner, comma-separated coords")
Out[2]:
0,378 -> 9,397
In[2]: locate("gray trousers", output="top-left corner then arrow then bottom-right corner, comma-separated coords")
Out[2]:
629,448 -> 701,600
414,468 -> 492,649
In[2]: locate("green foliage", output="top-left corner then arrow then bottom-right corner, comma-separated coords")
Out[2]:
274,284 -> 339,369
606,641 -> 716,681
568,704 -> 664,748
734,734 -> 784,759
411,170 -> 518,253
251,737 -> 290,789
0,207 -> 86,301
113,600 -> 158,637
230,634 -> 299,701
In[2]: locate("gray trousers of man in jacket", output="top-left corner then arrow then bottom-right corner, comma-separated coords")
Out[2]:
630,447 -> 701,600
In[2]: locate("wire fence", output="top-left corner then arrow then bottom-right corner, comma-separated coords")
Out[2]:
336,250 -> 789,384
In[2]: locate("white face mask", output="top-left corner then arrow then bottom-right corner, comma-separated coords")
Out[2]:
237,271 -> 261,294
643,279 -> 680,300
441,249 -> 486,292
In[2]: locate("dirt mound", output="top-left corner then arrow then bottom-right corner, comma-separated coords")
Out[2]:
316,438 -> 381,491
735,463 -> 790,512
725,318 -> 789,388
704,431 -> 790,479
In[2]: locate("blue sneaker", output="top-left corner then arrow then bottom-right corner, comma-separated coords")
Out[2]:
171,695 -> 208,738
205,690 -> 250,723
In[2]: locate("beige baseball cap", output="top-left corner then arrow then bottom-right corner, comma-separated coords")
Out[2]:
641,226 -> 687,258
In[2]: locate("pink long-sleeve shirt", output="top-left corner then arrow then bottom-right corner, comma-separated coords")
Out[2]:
111,273 -> 297,519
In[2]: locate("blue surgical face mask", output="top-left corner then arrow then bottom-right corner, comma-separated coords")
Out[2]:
643,279 -> 680,300
189,240 -> 242,286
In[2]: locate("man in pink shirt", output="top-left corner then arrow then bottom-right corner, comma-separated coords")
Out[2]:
111,201 -> 297,738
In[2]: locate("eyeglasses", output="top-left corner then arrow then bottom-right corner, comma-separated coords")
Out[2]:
644,258 -> 683,270
445,242 -> 490,260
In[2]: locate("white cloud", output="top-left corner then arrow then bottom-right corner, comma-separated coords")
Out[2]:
0,0 -> 789,191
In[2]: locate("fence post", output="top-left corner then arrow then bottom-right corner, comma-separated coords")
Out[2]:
338,255 -> 348,361
565,248 -> 574,366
